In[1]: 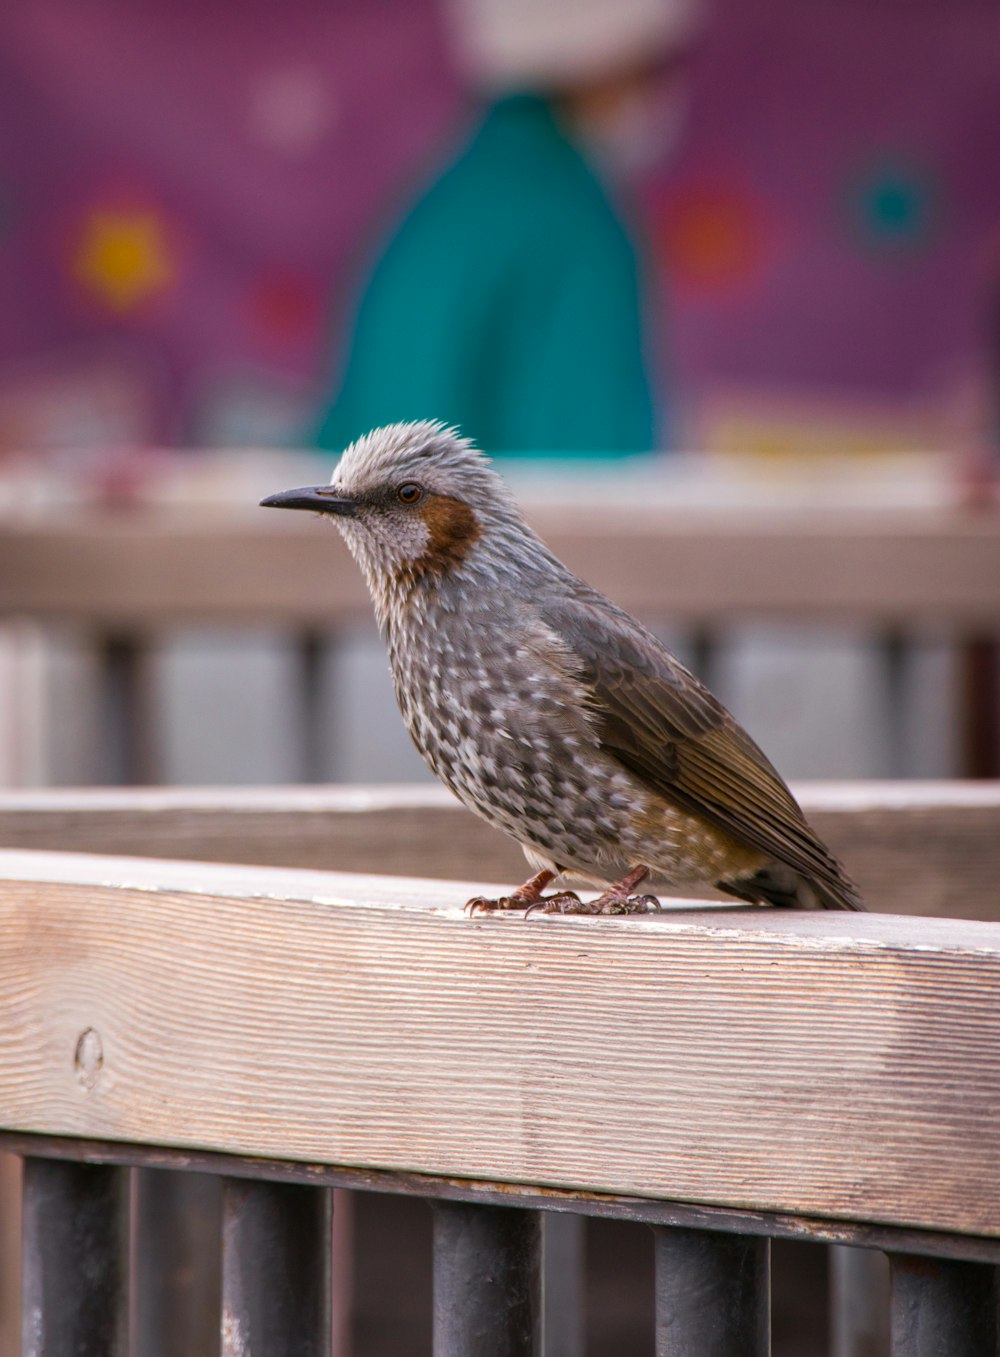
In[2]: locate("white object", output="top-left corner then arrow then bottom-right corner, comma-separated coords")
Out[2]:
442,0 -> 704,88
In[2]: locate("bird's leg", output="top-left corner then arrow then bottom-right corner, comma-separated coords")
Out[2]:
465,868 -> 582,916
527,865 -> 661,916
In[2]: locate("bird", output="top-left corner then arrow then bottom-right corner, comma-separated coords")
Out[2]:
261,421 -> 864,915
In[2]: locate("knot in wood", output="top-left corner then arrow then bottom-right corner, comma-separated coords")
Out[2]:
74,1027 -> 103,1090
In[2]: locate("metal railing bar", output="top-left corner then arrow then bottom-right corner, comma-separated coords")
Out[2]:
888,1253 -> 998,1356
21,1157 -> 130,1357
6,1131 -> 1000,1268
654,1227 -> 769,1356
432,1200 -> 542,1357
221,1178 -> 332,1357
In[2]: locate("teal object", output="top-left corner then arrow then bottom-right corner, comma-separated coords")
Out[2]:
316,95 -> 657,457
849,157 -> 936,253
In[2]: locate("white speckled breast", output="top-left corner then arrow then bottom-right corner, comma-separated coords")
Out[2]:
383,572 -> 758,888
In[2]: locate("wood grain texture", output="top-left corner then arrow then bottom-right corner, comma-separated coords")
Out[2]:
0,849 -> 999,1238
0,782 -> 996,920
0,504 -> 997,625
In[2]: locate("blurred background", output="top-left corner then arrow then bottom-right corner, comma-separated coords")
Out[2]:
0,0 -> 997,792
2,0 -> 998,457
0,0 -> 997,796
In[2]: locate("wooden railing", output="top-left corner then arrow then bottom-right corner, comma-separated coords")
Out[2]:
0,779 -> 996,918
0,499 -> 997,782
1,499 -> 996,625
0,782 -> 998,1354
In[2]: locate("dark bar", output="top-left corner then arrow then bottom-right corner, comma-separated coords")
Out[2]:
133,1169 -> 221,1357
689,626 -> 717,695
297,629 -> 327,783
879,630 -> 909,779
21,1157 -> 130,1357
97,630 -> 157,785
221,1177 -> 331,1357
432,1201 -> 542,1357
654,1227 -> 770,1357
960,636 -> 1000,779
889,1253 -> 998,1356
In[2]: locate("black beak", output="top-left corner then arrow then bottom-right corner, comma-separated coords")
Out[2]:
259,486 -> 358,516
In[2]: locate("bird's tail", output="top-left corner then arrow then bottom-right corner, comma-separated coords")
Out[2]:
719,864 -> 866,912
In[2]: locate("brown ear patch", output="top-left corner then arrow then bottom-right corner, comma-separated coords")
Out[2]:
416,494 -> 481,575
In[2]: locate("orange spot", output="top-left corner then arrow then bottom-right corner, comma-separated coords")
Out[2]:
657,186 -> 767,294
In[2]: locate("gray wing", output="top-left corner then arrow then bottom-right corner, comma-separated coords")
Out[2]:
540,591 -> 864,910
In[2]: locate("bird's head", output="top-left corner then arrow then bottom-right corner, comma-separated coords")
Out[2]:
261,421 -> 523,604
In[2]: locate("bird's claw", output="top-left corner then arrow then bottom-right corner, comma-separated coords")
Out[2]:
465,890 -> 583,916
532,892 -> 662,916
465,895 -> 499,915
465,892 -> 544,915
465,888 -> 662,917
607,893 -> 662,915
523,891 -> 583,917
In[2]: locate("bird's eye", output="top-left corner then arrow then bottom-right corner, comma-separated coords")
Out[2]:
397,482 -> 423,504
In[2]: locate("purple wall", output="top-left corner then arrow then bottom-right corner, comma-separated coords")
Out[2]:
0,0 -> 997,453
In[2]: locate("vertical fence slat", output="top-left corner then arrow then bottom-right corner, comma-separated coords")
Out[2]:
222,1178 -> 331,1357
134,1168 -> 221,1357
432,1201 -> 542,1357
97,630 -> 157,785
21,1157 -> 130,1357
297,630 -> 327,784
879,630 -> 909,779
889,1253 -> 998,1357
654,1227 -> 770,1357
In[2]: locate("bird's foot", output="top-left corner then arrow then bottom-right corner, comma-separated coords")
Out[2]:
527,891 -> 661,916
466,867 -> 578,916
466,889 -> 582,916
526,864 -> 660,916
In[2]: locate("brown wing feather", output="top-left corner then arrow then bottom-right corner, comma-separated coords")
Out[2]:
540,592 -> 863,910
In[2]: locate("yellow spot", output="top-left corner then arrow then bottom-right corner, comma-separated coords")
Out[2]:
73,209 -> 175,311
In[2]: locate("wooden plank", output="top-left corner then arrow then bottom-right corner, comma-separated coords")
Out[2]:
0,851 -> 999,1238
0,504 -> 997,626
0,781 -> 996,920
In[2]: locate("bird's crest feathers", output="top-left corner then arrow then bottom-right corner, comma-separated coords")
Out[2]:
333,420 -> 515,515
